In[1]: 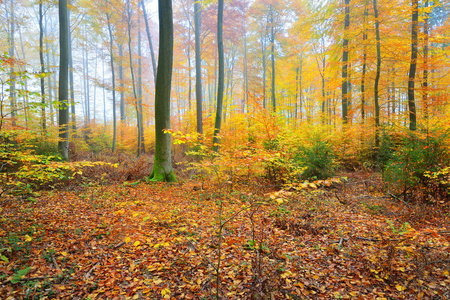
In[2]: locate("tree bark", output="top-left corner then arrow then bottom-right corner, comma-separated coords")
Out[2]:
422,0 -> 429,122
137,11 -> 145,154
212,0 -> 224,151
9,0 -> 16,126
150,0 -> 176,182
408,0 -> 418,131
194,0 -> 203,135
361,1 -> 368,122
58,0 -> 70,160
118,43 -> 125,124
107,13 -> 117,152
373,0 -> 381,147
68,7 -> 76,132
39,0 -> 46,132
270,6 -> 276,112
141,0 -> 157,85
342,0 -> 350,124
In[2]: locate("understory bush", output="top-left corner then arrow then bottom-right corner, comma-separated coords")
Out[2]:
382,129 -> 449,201
294,131 -> 337,180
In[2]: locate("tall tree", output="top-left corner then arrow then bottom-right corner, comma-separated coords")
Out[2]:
269,6 -> 276,112
194,0 -> 203,135
58,0 -> 70,160
149,0 -> 176,182
422,0 -> 429,121
341,0 -> 350,124
141,0 -> 157,84
9,0 -> 17,126
106,12 -> 117,152
361,1 -> 368,121
373,0 -> 381,147
39,0 -> 46,132
408,0 -> 418,131
212,0 -> 224,151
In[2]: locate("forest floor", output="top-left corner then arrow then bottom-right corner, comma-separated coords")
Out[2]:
0,171 -> 449,299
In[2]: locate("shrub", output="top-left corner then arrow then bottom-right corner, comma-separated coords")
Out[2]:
382,129 -> 449,200
294,131 -> 337,180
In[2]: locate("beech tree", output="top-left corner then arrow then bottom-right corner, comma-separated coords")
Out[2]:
58,0 -> 70,160
149,0 -> 176,182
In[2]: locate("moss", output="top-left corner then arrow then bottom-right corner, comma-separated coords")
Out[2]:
148,161 -> 177,182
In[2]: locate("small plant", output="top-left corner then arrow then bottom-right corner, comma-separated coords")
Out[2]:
294,131 -> 337,180
11,267 -> 30,284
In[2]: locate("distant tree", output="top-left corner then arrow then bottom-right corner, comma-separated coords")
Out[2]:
342,0 -> 350,124
194,0 -> 203,135
408,0 -> 418,131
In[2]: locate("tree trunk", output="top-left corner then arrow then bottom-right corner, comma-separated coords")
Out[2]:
408,0 -> 418,131
118,43 -> 125,124
242,18 -> 248,113
150,0 -> 176,182
342,0 -> 350,124
361,2 -> 368,122
212,0 -> 224,152
138,12 -> 145,153
9,0 -> 16,126
141,0 -> 157,85
270,7 -> 276,112
126,0 -> 141,156
422,0 -> 429,122
106,13 -> 117,153
373,0 -> 381,147
261,30 -> 266,109
68,7 -> 76,132
39,0 -> 46,132
194,0 -> 203,135
58,0 -> 70,160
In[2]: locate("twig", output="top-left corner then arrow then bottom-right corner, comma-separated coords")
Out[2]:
113,241 -> 125,249
338,237 -> 344,247
334,192 -> 347,205
387,191 -> 411,208
51,256 -> 60,270
85,262 -> 100,278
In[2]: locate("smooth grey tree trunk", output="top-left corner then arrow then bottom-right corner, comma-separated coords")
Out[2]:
118,44 -> 125,123
408,0 -> 418,131
107,13 -> 117,152
126,0 -> 141,156
9,0 -> 16,126
373,0 -> 381,146
361,2 -> 368,122
150,0 -> 176,182
68,6 -> 76,132
141,0 -> 157,85
58,0 -> 70,160
138,12 -> 145,154
39,1 -> 46,132
342,0 -> 350,124
194,0 -> 203,134
270,7 -> 276,112
212,0 -> 224,152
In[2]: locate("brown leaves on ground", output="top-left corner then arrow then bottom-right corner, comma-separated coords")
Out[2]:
0,171 -> 449,299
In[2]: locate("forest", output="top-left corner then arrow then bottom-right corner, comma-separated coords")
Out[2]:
0,0 -> 450,298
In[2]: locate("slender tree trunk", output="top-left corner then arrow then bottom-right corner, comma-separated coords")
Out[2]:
213,0 -> 224,151
408,0 -> 418,131
422,0 -> 429,122
85,25 -> 90,123
141,0 -> 157,85
373,0 -> 381,147
194,0 -> 203,135
270,7 -> 276,112
261,30 -> 266,109
138,12 -> 145,153
361,2 -> 368,122
68,7 -> 76,132
9,0 -> 16,126
126,0 -> 141,156
150,0 -> 176,182
58,0 -> 69,160
243,18 -> 248,113
45,19 -> 54,127
299,57 -> 303,121
106,13 -> 117,152
102,52 -> 106,128
18,25 -> 28,128
342,0 -> 350,124
118,44 -> 125,123
187,25 -> 192,111
39,1 -> 46,132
